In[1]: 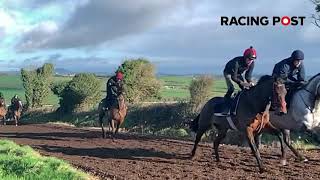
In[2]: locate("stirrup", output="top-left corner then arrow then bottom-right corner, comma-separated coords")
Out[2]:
214,110 -> 230,117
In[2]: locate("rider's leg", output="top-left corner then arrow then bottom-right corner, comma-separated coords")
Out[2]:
222,74 -> 234,115
104,97 -> 110,110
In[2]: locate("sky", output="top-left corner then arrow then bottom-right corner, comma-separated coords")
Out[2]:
0,0 -> 319,75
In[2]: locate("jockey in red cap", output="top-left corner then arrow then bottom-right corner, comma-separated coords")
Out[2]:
105,71 -> 124,110
116,71 -> 124,80
220,46 -> 257,115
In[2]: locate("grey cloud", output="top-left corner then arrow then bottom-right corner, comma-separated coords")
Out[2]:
16,22 -> 58,52
4,0 -> 84,9
48,54 -> 62,60
0,28 -> 5,41
17,0 -> 192,51
13,0 -> 320,75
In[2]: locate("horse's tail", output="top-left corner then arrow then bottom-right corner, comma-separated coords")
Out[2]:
189,114 -> 200,133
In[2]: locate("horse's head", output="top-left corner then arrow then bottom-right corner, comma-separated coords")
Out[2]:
254,75 -> 287,114
116,81 -> 124,95
272,77 -> 287,115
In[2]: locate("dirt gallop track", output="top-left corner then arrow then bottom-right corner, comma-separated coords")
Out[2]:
1,124 -> 320,180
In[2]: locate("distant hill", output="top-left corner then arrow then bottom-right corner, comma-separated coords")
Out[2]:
55,68 -> 74,75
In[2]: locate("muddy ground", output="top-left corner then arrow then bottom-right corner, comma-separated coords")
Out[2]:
1,124 -> 320,180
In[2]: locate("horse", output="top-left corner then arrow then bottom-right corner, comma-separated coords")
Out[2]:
0,98 -> 7,125
257,73 -> 320,163
98,93 -> 127,140
189,75 -> 287,173
7,100 -> 23,126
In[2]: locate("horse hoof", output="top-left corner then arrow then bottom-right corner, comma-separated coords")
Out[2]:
280,159 -> 287,166
259,169 -> 264,173
259,167 -> 266,173
300,158 -> 308,163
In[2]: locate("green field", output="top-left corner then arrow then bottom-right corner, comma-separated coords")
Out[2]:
0,74 -> 236,105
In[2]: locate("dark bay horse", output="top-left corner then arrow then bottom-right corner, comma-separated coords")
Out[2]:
190,75 -> 287,172
0,98 -> 7,125
98,93 -> 127,140
7,100 -> 23,126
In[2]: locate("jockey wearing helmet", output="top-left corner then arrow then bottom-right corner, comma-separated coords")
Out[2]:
272,49 -> 306,85
221,46 -> 257,115
272,50 -> 306,105
105,71 -> 124,110
11,94 -> 21,105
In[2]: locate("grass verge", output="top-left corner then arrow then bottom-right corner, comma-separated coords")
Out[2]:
0,140 -> 93,180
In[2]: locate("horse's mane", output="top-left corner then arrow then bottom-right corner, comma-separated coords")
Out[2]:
256,75 -> 272,85
308,73 -> 320,82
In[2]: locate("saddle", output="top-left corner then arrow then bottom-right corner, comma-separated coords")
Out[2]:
214,92 -> 242,117
102,97 -> 119,110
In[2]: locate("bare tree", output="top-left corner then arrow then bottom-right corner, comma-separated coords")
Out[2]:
311,0 -> 320,27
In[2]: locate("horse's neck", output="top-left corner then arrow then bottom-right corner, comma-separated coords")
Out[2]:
244,82 -> 271,112
305,76 -> 320,96
118,99 -> 126,110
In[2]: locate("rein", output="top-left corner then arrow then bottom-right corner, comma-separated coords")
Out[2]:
299,88 -> 317,112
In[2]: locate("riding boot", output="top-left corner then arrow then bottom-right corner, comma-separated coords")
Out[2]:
104,98 -> 110,111
222,95 -> 231,115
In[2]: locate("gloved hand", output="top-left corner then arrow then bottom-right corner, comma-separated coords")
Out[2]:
248,81 -> 255,87
298,81 -> 307,85
240,82 -> 251,89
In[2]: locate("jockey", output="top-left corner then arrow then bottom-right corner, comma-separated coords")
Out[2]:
105,71 -> 124,110
11,94 -> 22,107
272,50 -> 306,85
221,46 -> 257,115
272,50 -> 306,105
11,94 -> 21,104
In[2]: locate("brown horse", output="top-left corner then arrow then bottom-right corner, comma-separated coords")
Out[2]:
98,94 -> 127,140
190,75 -> 288,173
7,100 -> 23,126
0,98 -> 7,125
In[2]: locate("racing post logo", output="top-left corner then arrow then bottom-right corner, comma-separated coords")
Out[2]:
221,16 -> 306,26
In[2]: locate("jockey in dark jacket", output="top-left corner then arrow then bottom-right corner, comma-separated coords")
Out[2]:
221,46 -> 257,115
11,94 -> 21,105
272,50 -> 306,105
272,50 -> 306,84
105,71 -> 124,110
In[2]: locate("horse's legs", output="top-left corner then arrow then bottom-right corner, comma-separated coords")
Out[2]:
99,113 -> 106,138
274,130 -> 287,165
191,127 -> 207,159
282,129 -> 307,162
14,115 -> 18,126
254,133 -> 262,149
113,121 -> 120,139
246,126 -> 265,173
109,118 -> 116,138
213,126 -> 228,162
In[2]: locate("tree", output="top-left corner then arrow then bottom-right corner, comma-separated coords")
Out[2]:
54,73 -> 102,113
117,58 -> 161,103
312,0 -> 320,27
189,75 -> 214,113
20,63 -> 54,108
